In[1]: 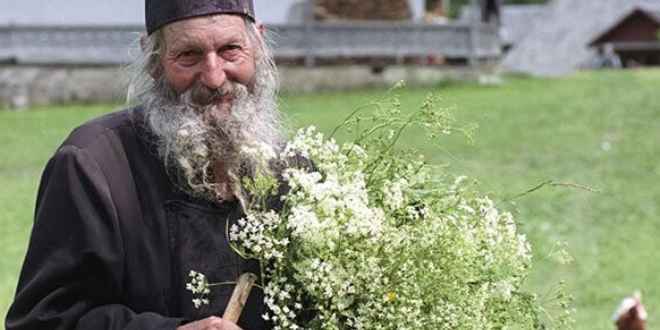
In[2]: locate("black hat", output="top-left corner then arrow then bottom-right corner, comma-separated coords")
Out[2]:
145,0 -> 256,35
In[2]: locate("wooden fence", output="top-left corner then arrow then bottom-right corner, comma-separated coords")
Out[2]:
0,22 -> 500,66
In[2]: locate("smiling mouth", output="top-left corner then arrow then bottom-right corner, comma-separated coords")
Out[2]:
188,83 -> 235,106
187,92 -> 234,111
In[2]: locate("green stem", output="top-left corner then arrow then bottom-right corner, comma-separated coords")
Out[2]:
503,180 -> 599,202
365,110 -> 422,185
329,103 -> 377,139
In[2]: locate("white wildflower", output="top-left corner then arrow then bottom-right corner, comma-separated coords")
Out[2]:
209,116 -> 561,328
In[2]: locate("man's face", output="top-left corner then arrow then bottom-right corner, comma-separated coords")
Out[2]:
160,14 -> 258,117
143,14 -> 281,202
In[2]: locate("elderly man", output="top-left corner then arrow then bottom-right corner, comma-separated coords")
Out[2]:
6,1 -> 282,329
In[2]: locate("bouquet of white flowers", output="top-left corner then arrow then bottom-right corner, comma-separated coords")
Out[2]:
189,87 -> 572,329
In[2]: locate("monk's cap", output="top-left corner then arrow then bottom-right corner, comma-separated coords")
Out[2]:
145,0 -> 256,35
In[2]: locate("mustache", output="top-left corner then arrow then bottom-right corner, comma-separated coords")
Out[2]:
180,81 -> 239,107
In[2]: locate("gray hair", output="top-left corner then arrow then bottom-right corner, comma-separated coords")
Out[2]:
124,17 -> 285,204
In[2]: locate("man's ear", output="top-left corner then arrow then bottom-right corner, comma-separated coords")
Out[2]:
139,33 -> 149,52
250,21 -> 268,62
256,22 -> 265,36
254,21 -> 266,42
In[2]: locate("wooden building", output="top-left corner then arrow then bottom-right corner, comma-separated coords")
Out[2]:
589,8 -> 660,67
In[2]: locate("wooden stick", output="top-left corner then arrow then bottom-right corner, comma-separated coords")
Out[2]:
222,273 -> 258,323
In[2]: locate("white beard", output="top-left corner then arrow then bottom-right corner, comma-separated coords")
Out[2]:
143,59 -> 283,203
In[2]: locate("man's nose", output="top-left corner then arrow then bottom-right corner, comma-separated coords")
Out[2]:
199,54 -> 227,90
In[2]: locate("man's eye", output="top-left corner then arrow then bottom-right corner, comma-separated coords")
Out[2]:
221,45 -> 242,60
224,44 -> 241,51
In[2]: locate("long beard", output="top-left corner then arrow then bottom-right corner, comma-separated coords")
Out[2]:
143,60 -> 283,203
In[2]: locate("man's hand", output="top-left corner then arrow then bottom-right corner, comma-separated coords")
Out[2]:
177,316 -> 243,330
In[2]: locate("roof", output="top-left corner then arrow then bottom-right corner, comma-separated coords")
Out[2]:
502,0 -> 660,76
589,7 -> 660,46
649,10 -> 660,21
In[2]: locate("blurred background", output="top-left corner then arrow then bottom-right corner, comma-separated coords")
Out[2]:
1,0 -> 660,329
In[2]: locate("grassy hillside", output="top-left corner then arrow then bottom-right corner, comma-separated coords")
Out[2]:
2,69 -> 659,328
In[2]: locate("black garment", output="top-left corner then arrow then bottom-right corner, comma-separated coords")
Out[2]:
6,108 -> 266,330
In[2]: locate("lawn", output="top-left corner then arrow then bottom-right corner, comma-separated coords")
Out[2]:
2,69 -> 659,329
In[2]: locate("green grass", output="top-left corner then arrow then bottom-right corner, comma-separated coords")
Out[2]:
2,69 -> 660,328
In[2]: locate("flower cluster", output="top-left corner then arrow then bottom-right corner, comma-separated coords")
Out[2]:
186,271 -> 210,309
229,211 -> 289,260
200,90 -> 571,328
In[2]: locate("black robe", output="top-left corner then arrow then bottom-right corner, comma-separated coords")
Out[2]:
6,108 -> 267,330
